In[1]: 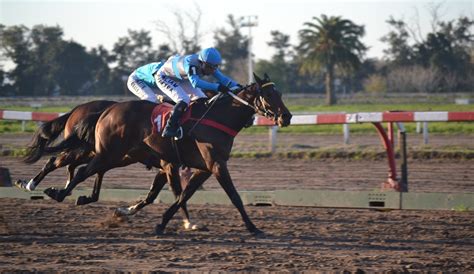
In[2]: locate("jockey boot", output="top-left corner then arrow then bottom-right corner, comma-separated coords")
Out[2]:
162,101 -> 188,138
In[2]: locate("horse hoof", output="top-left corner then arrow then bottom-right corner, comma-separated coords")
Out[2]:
14,179 -> 26,190
113,208 -> 128,217
155,224 -> 165,236
44,188 -> 66,202
76,196 -> 90,205
183,221 -> 200,231
251,228 -> 264,236
44,187 -> 57,199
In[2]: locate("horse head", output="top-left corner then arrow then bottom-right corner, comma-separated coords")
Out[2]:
252,73 -> 292,127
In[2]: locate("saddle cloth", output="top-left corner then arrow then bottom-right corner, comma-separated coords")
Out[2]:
151,103 -> 189,134
150,102 -> 238,137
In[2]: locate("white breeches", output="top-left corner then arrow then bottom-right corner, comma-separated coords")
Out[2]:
127,73 -> 161,103
155,73 -> 207,105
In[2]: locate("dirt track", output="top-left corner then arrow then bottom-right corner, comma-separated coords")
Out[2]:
1,133 -> 473,193
0,133 -> 473,271
0,198 -> 473,272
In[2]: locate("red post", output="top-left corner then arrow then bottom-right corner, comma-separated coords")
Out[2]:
372,122 -> 401,191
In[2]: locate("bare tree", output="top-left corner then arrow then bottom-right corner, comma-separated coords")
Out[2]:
386,66 -> 440,93
406,1 -> 447,44
154,2 -> 204,54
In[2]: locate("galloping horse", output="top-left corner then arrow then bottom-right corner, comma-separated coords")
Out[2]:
19,100 -> 198,229
17,100 -> 116,193
45,73 -> 292,235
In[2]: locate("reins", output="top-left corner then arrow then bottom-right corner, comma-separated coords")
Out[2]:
186,81 -> 276,136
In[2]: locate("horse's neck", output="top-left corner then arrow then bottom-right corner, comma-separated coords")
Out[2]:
205,88 -> 257,133
220,85 -> 256,131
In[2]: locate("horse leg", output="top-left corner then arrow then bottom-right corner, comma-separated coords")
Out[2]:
16,149 -> 88,191
75,172 -> 104,205
15,156 -> 57,191
44,153 -> 115,202
164,163 -> 198,230
74,153 -> 143,205
213,161 -> 262,235
155,169 -> 211,235
114,169 -> 168,216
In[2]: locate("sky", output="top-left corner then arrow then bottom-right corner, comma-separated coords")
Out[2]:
0,0 -> 473,63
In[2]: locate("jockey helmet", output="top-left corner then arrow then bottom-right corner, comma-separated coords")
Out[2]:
198,47 -> 222,66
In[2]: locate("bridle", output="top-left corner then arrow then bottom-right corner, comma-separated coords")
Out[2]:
187,81 -> 279,137
226,81 -> 278,120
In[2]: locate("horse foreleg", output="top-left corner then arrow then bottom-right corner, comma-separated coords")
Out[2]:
155,169 -> 211,235
213,162 -> 262,235
114,169 -> 168,216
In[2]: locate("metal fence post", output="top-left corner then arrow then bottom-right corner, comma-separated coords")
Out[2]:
269,126 -> 278,153
343,124 -> 350,145
423,122 -> 429,144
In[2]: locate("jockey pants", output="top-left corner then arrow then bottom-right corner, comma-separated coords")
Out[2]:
155,72 -> 207,105
127,73 -> 162,103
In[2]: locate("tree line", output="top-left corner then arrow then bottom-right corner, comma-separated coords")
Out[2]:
0,11 -> 472,105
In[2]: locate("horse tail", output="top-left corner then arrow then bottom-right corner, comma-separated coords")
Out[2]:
23,112 -> 71,164
44,111 -> 102,155
74,111 -> 103,145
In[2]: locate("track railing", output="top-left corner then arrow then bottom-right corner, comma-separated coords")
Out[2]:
1,109 -> 473,192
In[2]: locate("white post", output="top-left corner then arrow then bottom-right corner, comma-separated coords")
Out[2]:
423,122 -> 429,145
240,15 -> 258,84
343,124 -> 350,145
269,126 -> 278,153
416,122 -> 421,134
21,121 -> 26,132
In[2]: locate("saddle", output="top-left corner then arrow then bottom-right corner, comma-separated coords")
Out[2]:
150,101 -> 238,137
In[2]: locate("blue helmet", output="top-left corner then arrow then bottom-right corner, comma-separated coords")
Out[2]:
198,47 -> 222,65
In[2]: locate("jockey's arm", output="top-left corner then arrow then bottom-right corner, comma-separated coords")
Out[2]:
213,70 -> 238,88
188,73 -> 220,91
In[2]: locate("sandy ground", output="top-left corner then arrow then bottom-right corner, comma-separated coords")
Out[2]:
0,133 -> 473,271
0,198 -> 473,272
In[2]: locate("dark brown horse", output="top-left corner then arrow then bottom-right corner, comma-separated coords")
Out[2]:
17,100 -> 116,194
45,73 -> 292,235
19,100 -> 199,229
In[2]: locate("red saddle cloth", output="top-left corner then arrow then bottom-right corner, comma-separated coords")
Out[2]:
150,102 -> 238,136
150,103 -> 180,134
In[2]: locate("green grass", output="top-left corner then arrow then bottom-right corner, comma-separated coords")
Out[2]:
0,120 -> 39,133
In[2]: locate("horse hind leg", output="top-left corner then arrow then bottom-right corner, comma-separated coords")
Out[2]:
76,153 -> 144,206
44,153 -> 112,202
16,156 -> 58,191
75,172 -> 104,205
114,169 -> 168,217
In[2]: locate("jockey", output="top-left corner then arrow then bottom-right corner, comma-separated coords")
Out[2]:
127,47 -> 240,138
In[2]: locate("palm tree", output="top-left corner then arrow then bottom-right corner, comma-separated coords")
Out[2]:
298,15 -> 367,105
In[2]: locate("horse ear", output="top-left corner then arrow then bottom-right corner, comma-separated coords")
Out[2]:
264,73 -> 270,80
253,73 -> 262,83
